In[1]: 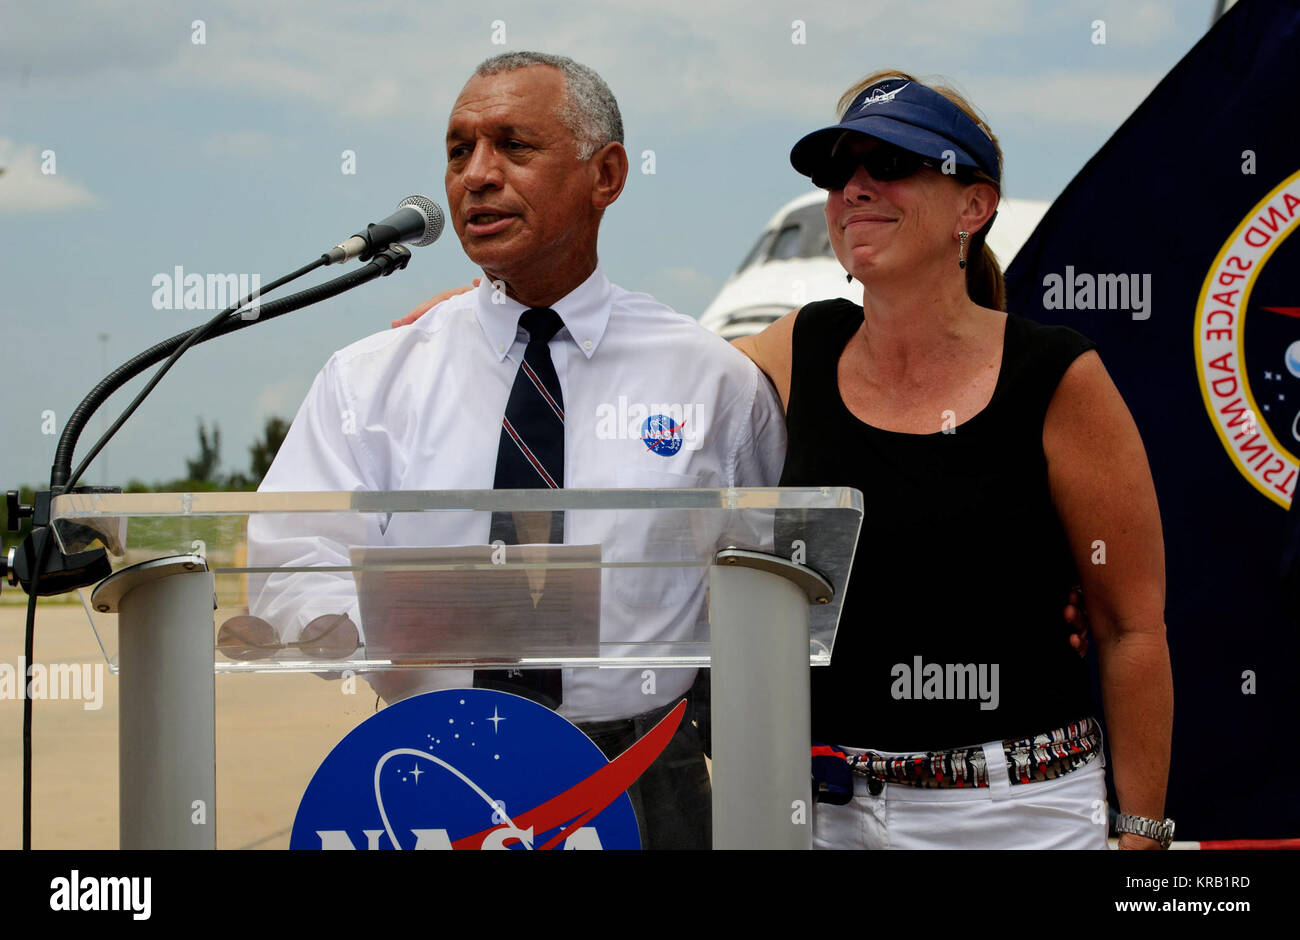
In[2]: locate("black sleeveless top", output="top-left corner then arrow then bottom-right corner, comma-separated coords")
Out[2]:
780,300 -> 1097,750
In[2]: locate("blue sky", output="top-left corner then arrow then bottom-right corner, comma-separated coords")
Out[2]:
0,0 -> 1212,488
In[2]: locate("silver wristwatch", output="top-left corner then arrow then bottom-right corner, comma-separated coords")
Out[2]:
1114,813 -> 1175,848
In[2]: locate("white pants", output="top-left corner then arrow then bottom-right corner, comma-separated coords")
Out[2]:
812,743 -> 1109,850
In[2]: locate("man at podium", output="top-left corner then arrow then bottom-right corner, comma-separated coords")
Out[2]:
246,51 -> 786,848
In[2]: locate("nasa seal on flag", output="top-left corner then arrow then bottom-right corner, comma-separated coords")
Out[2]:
1195,168 -> 1300,508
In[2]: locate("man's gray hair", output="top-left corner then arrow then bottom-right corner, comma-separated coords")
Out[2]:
474,51 -> 624,160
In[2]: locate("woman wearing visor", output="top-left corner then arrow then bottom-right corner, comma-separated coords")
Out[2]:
735,73 -> 1173,850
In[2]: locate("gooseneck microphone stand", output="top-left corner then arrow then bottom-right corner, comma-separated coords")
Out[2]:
2,243 -> 414,849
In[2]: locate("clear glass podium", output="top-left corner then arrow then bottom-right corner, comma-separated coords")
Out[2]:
51,487 -> 862,850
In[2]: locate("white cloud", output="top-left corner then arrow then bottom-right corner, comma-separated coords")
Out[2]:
976,69 -> 1165,128
0,0 -> 1142,122
641,264 -> 719,318
1104,0 -> 1182,43
255,375 -> 310,420
0,139 -> 101,212
0,0 -> 1193,134
199,130 -> 282,161
659,265 -> 717,293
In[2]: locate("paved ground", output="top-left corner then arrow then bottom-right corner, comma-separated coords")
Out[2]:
0,602 -> 374,849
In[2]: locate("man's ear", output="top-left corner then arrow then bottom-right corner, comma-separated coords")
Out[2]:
591,141 -> 629,210
958,180 -> 999,236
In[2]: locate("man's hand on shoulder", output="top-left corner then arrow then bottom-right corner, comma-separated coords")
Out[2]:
391,277 -> 481,328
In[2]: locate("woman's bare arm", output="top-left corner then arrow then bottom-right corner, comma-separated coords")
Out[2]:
1043,350 -> 1173,849
731,309 -> 799,411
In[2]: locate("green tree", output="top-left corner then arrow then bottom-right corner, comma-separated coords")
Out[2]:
248,416 -> 290,486
185,419 -> 222,484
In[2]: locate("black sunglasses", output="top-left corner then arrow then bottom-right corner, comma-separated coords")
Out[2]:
813,143 -> 943,190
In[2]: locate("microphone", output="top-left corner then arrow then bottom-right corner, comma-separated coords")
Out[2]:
324,195 -> 445,264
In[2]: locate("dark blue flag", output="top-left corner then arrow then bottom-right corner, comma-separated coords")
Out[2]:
1005,0 -> 1300,841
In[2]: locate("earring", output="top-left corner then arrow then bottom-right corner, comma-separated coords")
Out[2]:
846,272 -> 852,283
958,231 -> 970,270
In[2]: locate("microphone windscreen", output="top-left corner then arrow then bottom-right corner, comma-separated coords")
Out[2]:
397,195 -> 445,246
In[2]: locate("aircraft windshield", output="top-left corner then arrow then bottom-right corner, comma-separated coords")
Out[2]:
736,203 -> 834,272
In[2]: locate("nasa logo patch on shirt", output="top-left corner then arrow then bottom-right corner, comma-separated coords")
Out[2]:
291,688 -> 689,850
641,414 -> 685,456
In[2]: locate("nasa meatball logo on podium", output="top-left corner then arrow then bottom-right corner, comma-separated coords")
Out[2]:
1196,168 -> 1300,507
291,688 -> 683,850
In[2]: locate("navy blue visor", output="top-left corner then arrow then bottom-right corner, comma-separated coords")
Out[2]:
791,77 -> 1001,187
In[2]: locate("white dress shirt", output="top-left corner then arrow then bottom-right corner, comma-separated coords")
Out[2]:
248,265 -> 786,721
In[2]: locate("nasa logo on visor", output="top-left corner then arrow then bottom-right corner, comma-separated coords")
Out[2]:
854,80 -> 910,111
291,688 -> 683,850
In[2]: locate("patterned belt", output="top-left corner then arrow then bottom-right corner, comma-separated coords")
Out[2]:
841,717 -> 1102,792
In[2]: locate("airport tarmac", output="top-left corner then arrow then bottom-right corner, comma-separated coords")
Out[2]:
0,601 -> 374,849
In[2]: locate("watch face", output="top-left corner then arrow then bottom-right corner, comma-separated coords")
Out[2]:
1146,819 -> 1174,846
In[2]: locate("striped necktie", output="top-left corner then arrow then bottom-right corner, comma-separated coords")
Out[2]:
475,306 -> 566,707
